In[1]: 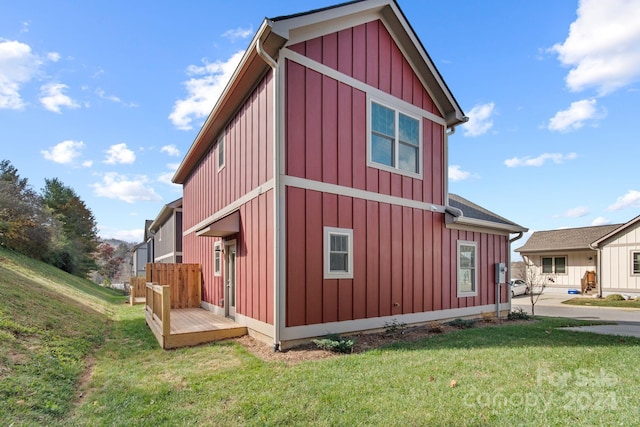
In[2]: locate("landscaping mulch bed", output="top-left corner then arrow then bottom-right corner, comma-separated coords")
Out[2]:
234,318 -> 531,364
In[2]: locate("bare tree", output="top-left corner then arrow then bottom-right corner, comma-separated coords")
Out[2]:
523,257 -> 554,316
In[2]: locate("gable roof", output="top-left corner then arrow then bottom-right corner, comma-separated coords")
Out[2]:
148,198 -> 183,233
447,194 -> 527,234
515,224 -> 622,253
592,214 -> 640,248
173,0 -> 467,184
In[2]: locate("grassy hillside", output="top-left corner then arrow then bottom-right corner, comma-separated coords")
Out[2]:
0,247 -> 125,424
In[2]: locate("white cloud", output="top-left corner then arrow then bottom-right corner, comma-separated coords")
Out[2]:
591,216 -> 612,226
39,82 -> 79,113
158,163 -> 181,186
547,99 -> 604,132
160,144 -> 180,157
91,172 -> 161,203
608,190 -> 640,211
41,139 -> 85,164
96,88 -> 121,103
47,52 -> 60,62
222,27 -> 253,41
462,102 -> 495,137
560,206 -> 590,218
550,0 -> 640,95
81,160 -> 93,168
95,88 -> 138,107
169,50 -> 245,130
0,40 -> 42,109
504,152 -> 577,167
104,143 -> 136,165
448,165 -> 471,182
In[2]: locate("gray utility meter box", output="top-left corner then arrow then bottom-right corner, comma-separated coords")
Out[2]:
495,263 -> 506,284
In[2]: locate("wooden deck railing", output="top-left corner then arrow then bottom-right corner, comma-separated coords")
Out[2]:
581,271 -> 596,294
129,277 -> 147,305
145,282 -> 171,345
145,263 -> 202,309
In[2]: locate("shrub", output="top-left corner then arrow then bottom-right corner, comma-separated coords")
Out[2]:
481,311 -> 497,323
446,318 -> 475,329
508,307 -> 530,321
312,334 -> 356,353
605,294 -> 625,301
383,318 -> 407,336
427,321 -> 443,333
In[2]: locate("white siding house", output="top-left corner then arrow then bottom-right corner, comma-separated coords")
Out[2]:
516,217 -> 640,297
592,215 -> 640,296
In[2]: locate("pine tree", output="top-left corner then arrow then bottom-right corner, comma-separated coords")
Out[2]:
42,178 -> 99,276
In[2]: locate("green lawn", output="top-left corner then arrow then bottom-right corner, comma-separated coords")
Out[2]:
563,297 -> 640,308
2,247 -> 639,426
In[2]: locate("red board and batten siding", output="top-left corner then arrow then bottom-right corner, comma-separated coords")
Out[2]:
182,71 -> 274,325
286,21 -> 446,206
284,19 -> 508,327
285,188 -> 509,327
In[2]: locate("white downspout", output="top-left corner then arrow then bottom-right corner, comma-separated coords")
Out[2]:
256,36 -> 281,351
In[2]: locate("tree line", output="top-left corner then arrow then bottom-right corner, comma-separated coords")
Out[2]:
0,159 -> 126,280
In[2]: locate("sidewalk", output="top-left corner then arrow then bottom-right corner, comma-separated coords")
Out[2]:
510,292 -> 640,338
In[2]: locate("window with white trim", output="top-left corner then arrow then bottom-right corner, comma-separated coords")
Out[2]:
541,256 -> 566,274
632,251 -> 640,275
324,227 -> 353,279
214,242 -> 222,277
457,241 -> 477,296
370,100 -> 421,175
217,136 -> 225,171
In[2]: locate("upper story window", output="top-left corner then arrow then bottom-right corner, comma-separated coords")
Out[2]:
369,100 -> 421,177
217,136 -> 225,171
542,256 -> 566,274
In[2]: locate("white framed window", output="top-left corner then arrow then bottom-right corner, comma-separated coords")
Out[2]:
632,251 -> 640,275
541,256 -> 566,274
368,98 -> 422,177
217,136 -> 225,171
214,242 -> 222,277
457,240 -> 477,297
324,227 -> 353,279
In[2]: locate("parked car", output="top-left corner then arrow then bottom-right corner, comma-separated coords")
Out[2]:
509,279 -> 529,297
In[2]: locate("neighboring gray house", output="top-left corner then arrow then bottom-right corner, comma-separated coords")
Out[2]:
131,241 -> 148,277
516,217 -> 640,297
148,198 -> 183,263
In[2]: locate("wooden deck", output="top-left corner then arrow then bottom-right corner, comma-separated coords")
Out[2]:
146,306 -> 247,349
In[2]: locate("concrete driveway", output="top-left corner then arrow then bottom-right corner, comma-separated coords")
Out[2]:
510,292 -> 640,338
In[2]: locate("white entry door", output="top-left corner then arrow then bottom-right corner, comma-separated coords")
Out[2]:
225,243 -> 236,319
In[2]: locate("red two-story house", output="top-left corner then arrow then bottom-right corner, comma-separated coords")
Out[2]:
173,0 -> 526,349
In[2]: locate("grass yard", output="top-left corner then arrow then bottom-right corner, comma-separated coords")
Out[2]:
2,246 -> 639,426
563,297 -> 640,308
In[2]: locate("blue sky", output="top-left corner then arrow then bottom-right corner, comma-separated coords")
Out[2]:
2,0 -> 639,256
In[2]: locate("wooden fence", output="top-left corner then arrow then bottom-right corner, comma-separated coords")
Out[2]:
129,277 -> 147,305
145,263 -> 202,309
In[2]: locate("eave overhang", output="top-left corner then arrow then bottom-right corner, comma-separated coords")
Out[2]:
172,21 -> 287,184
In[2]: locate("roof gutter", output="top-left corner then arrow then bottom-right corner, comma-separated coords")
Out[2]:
446,115 -> 469,136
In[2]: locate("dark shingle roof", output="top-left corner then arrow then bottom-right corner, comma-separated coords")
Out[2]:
449,193 -> 524,229
515,224 -> 622,253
